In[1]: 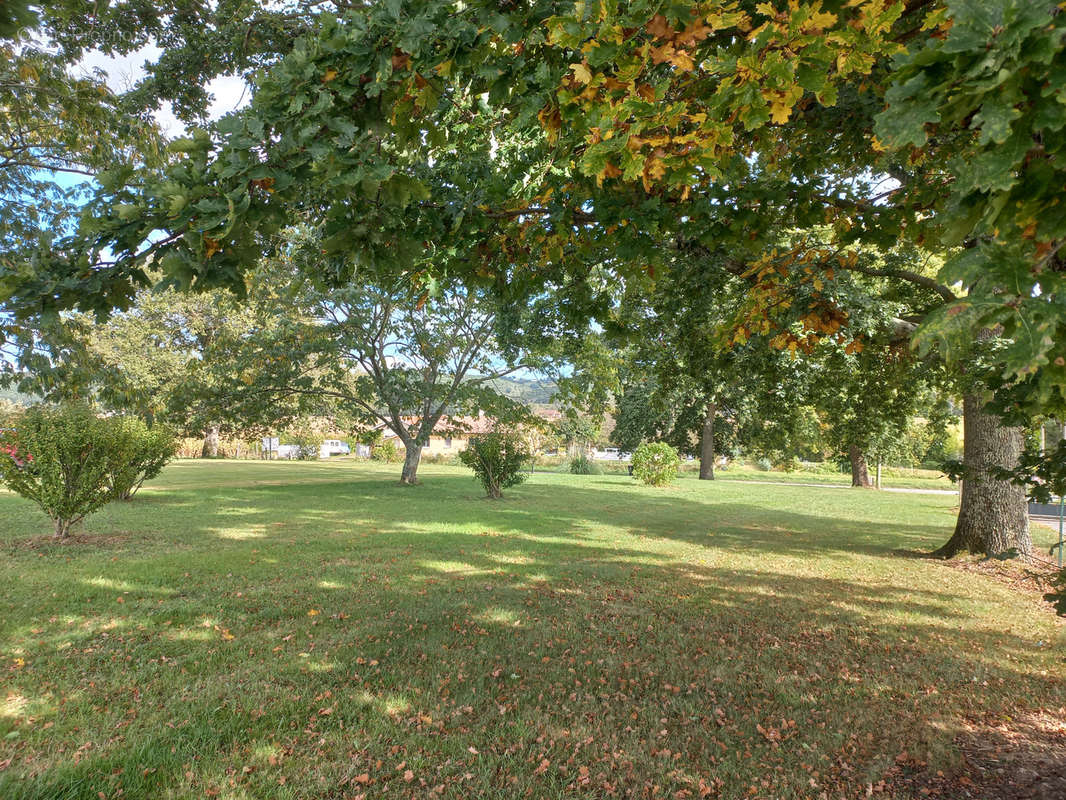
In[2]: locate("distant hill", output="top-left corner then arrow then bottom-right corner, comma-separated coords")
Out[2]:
485,376 -> 558,406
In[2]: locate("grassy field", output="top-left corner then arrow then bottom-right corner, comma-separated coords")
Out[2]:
707,464 -> 955,491
536,458 -> 956,491
1,459 -> 1062,799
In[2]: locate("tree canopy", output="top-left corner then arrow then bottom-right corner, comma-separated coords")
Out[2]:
10,0 -> 1054,413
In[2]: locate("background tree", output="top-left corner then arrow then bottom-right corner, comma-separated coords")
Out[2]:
805,341 -> 943,488
553,414 -> 601,459
223,234 -> 534,485
63,283 -> 272,455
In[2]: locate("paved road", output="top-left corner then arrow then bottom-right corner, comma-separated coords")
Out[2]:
1031,515 -> 1064,530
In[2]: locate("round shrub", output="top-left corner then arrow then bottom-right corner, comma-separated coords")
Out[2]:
631,442 -> 680,487
108,419 -> 178,500
754,457 -> 773,472
0,403 -> 151,539
458,430 -> 530,499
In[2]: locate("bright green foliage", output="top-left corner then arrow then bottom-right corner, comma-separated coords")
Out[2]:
0,14 -> 163,358
106,418 -> 178,501
0,403 -> 139,538
876,1 -> 1066,409
458,430 -> 530,499
81,283 -> 268,436
554,415 -> 601,453
5,0 -> 1065,416
631,442 -> 680,487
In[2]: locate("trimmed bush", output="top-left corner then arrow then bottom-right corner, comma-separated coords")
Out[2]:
458,430 -> 530,499
108,419 -> 178,500
631,442 -> 680,487
0,403 -> 145,539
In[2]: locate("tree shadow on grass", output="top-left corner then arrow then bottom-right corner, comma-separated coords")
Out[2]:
90,470 -> 962,562
2,546 -> 1063,799
2,469 -> 1061,799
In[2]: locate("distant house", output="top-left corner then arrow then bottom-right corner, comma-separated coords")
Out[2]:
377,413 -> 496,455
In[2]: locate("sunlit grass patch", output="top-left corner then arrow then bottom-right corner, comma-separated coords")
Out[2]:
0,459 -> 1062,799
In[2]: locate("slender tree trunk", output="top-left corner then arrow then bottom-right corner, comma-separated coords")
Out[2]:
699,400 -> 716,481
201,425 -> 220,458
848,444 -> 872,487
400,441 -> 422,485
935,394 -> 1031,558
53,519 -> 72,540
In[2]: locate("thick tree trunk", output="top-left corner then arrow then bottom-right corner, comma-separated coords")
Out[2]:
201,425 -> 220,458
699,400 -> 716,480
934,394 -> 1031,558
848,444 -> 872,487
400,442 -> 422,485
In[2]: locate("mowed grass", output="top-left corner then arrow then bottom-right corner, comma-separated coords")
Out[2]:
709,465 -> 955,491
1,460 -> 1063,800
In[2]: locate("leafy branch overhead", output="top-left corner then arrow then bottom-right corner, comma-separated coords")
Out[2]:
3,0 -> 1065,412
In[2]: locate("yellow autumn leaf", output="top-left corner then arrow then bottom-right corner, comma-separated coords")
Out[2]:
643,157 -> 667,182
805,10 -> 837,32
769,97 -> 792,125
322,68 -> 339,83
307,608 -> 319,616
570,62 -> 592,84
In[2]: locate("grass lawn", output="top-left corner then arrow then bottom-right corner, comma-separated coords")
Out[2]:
1,460 -> 1063,799
708,465 -> 955,492
544,460 -> 956,491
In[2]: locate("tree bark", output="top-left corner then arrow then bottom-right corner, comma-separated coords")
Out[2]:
699,400 -> 716,480
935,394 -> 1031,558
400,441 -> 422,485
848,444 -> 871,487
201,425 -> 220,458
53,519 -> 73,540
